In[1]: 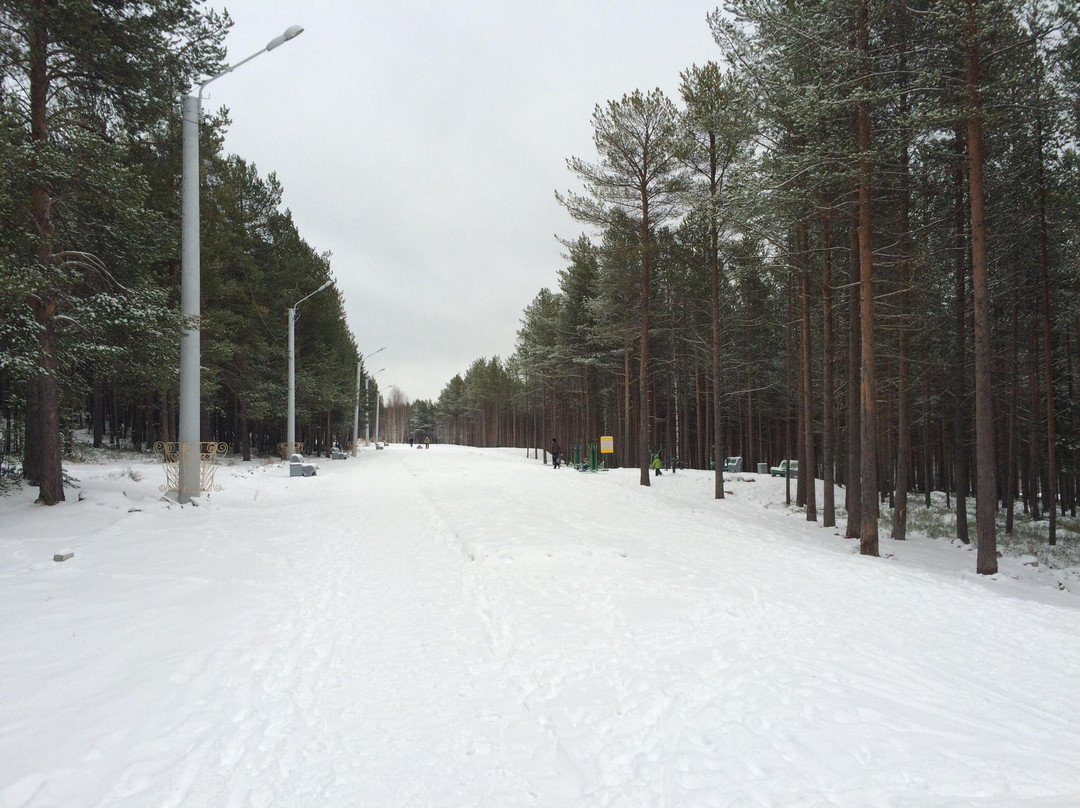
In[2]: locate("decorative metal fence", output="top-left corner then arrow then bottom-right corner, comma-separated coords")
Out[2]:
277,442 -> 304,460
155,441 -> 229,495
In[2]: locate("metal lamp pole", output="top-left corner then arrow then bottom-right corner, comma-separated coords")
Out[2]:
287,280 -> 333,459
375,386 -> 382,444
352,360 -> 361,455
365,368 -> 384,444
363,377 -> 370,444
354,347 -> 385,454
178,24 -> 304,502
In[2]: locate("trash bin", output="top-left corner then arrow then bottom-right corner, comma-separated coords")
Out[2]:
757,463 -> 768,474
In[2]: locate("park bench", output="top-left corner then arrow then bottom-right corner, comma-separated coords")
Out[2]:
770,459 -> 798,478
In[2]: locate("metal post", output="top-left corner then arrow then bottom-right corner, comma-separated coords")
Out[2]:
287,307 -> 296,457
176,25 -> 304,501
352,360 -> 361,455
284,281 -> 331,467
375,389 -> 381,444
178,94 -> 202,503
357,348 -> 385,447
364,376 -> 370,444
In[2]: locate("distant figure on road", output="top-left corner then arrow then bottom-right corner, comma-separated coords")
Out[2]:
424,437 -> 430,449
409,437 -> 414,447
551,438 -> 561,469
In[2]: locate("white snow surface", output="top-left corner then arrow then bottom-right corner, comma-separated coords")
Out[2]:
2,444 -> 1079,807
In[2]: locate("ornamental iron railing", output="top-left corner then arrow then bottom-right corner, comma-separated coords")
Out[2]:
155,441 -> 229,495
277,442 -> 304,460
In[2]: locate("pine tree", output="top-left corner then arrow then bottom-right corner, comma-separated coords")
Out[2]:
558,89 -> 687,486
0,0 -> 227,503
679,61 -> 752,500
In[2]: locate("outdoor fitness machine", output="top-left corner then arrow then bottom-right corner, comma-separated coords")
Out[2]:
574,435 -> 613,472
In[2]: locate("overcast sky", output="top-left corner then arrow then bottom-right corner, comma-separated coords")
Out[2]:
204,1 -> 723,402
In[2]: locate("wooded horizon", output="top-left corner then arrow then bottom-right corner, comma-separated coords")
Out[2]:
2,1 -> 1078,575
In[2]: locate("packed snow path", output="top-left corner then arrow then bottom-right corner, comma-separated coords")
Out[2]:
2,445 -> 1080,807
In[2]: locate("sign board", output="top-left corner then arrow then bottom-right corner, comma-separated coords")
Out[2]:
600,436 -> 614,454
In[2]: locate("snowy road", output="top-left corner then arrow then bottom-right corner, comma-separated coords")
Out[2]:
2,444 -> 1079,806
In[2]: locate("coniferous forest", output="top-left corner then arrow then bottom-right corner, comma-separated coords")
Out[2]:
0,2 -> 370,505
419,1 -> 1080,570
3,2 -> 1080,573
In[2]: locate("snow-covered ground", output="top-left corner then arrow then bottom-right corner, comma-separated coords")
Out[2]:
2,444 -> 1079,807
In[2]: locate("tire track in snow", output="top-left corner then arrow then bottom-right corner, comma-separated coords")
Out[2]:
408,456 -> 755,804
391,451 -> 1080,805
9,448 -> 1080,807
94,507 -> 357,807
408,467 -> 596,796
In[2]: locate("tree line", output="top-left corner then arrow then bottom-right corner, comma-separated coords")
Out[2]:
0,1 -> 373,504
425,0 -> 1080,572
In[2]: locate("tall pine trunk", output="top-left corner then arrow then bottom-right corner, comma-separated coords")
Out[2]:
1006,285 -> 1019,533
821,203 -> 836,528
798,217 -> 816,521
893,22 -> 913,541
953,128 -> 971,544
623,338 -> 631,468
1027,314 -> 1041,520
923,374 -> 932,509
639,190 -> 651,486
23,363 -> 41,484
240,397 -> 251,462
27,1 -> 63,504
965,0 -> 998,574
711,134 -> 725,499
1036,110 -> 1057,543
846,215 -> 861,538
857,0 -> 878,555
92,378 -> 104,448
785,277 -> 793,506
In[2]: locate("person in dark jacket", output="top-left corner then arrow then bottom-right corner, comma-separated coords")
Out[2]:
551,438 -> 561,469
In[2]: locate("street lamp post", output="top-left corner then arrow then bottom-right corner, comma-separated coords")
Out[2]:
354,347 -> 385,455
365,368 -> 384,444
352,360 -> 361,455
375,386 -> 382,444
178,24 -> 304,502
287,280 -> 333,459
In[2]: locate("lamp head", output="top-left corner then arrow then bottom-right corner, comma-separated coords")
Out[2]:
267,25 -> 304,51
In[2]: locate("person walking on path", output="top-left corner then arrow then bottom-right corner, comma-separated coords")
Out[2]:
551,438 -> 561,469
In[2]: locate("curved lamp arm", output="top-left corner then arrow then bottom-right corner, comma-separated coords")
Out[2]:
200,24 -> 305,97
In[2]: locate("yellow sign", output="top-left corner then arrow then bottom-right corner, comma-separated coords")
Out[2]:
600,436 -> 614,454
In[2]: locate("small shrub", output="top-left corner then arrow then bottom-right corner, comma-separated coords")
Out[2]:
0,459 -> 22,496
901,496 -> 1080,569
